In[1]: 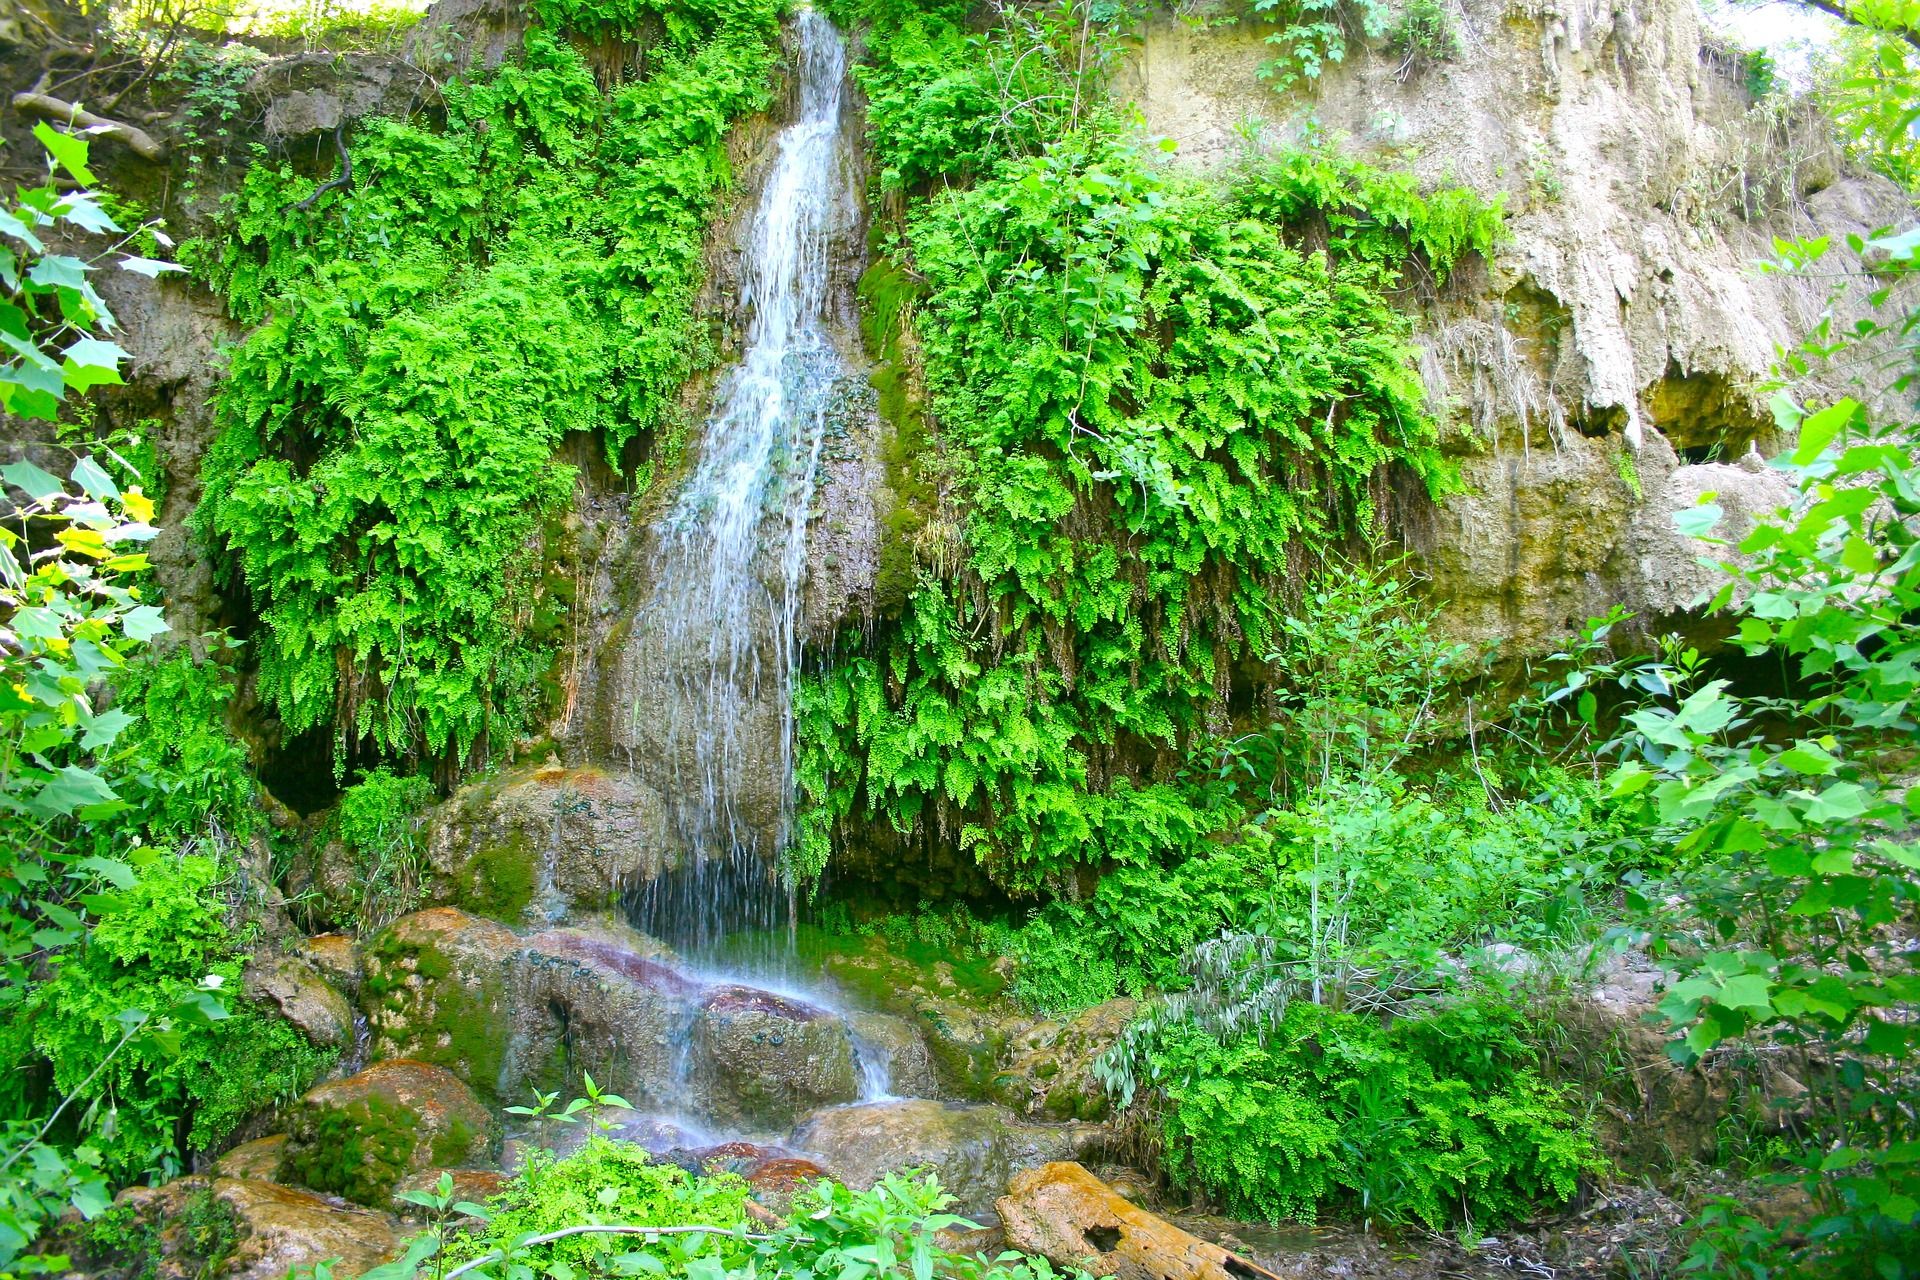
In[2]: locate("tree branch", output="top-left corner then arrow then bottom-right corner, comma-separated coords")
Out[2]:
1790,0 -> 1920,53
10,91 -> 168,163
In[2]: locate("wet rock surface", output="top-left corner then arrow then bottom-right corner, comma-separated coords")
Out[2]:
279,1059 -> 494,1207
214,1135 -> 289,1182
694,986 -> 860,1130
112,1176 -> 398,1280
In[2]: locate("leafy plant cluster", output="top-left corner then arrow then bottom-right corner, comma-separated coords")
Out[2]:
324,766 -> 437,930
1564,214 -> 1920,1277
326,1114 -> 1079,1280
1140,995 -> 1599,1229
794,11 -> 1503,891
191,0 -> 782,772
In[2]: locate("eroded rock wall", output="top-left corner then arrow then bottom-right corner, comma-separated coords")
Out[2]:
1120,0 -> 1913,660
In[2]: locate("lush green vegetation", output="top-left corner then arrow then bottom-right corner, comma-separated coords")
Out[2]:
8,1 -> 1920,1278
798,0 -> 1502,894
191,0 -> 782,770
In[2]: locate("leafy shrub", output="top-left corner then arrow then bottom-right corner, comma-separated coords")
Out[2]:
0,855 -> 335,1185
445,1137 -> 752,1276
1147,997 -> 1600,1228
795,130 -> 1498,891
329,767 -> 436,929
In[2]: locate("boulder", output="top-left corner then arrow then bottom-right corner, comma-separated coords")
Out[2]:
422,766 -> 671,925
214,1135 -> 288,1182
821,944 -> 1033,1098
848,1011 -> 938,1098
791,1099 -> 1023,1217
279,1059 -> 494,1207
992,999 -> 1137,1122
112,1176 -> 397,1280
998,1163 -> 1285,1280
298,933 -> 365,998
362,908 -> 697,1111
694,986 -> 860,1129
244,954 -> 354,1048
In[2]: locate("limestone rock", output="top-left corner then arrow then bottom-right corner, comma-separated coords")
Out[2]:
693,986 -> 859,1129
362,908 -> 694,1110
998,1163 -> 1286,1280
992,999 -> 1137,1122
791,1099 -> 1019,1217
112,1176 -> 398,1280
245,53 -> 438,140
422,766 -> 671,924
1117,0 -> 1912,670
298,933 -> 365,999
848,1010 -> 938,1098
245,954 -> 354,1048
279,1059 -> 494,1207
822,944 -> 1033,1098
214,1135 -> 288,1182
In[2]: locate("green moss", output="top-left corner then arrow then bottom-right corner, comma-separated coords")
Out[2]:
365,932 -> 511,1101
856,259 -> 936,618
457,834 -> 538,923
279,1092 -> 419,1206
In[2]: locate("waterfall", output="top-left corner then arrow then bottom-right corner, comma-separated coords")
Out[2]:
626,9 -> 858,960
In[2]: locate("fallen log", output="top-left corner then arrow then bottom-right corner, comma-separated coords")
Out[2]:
998,1162 -> 1292,1280
10,91 -> 167,163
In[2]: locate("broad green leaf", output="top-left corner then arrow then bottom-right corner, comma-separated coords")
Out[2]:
33,121 -> 96,185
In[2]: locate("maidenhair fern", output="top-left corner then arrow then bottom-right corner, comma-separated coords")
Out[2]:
795,4 -> 1504,891
193,7 -> 780,769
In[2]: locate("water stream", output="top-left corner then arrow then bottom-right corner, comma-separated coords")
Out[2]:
620,9 -> 896,1125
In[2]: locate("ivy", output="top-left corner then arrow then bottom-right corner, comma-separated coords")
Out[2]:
191,6 -> 780,769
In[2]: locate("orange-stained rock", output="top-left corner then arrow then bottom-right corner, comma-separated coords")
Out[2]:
114,1176 -> 397,1280
997,1162 -> 1291,1280
278,1059 -> 495,1207
299,933 -> 365,996
214,1135 -> 288,1182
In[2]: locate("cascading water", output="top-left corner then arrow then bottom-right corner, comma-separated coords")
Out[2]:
612,9 -> 901,1123
627,8 -> 858,961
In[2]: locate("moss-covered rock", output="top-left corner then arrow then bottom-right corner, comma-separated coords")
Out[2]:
692,986 -> 859,1130
990,999 -> 1137,1123
362,908 -> 695,1110
97,1175 -> 398,1280
278,1059 -> 494,1207
422,767 -> 670,925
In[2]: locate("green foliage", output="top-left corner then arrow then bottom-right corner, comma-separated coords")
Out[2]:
0,855 -> 335,1189
1582,222 -> 1920,1276
446,1137 -> 751,1276
81,1184 -> 239,1280
192,4 -> 781,768
796,128 -> 1497,890
329,767 -> 436,929
829,0 -> 1127,193
106,643 -> 260,849
1812,0 -> 1920,192
160,41 -> 267,208
1146,997 -> 1599,1228
1251,0 -> 1388,92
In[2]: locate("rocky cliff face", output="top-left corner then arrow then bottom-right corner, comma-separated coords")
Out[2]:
1119,0 -> 1911,661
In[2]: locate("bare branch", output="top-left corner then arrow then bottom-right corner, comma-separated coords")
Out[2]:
10,92 -> 168,162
